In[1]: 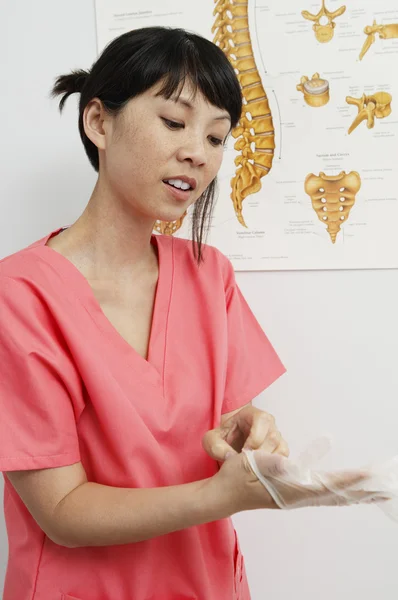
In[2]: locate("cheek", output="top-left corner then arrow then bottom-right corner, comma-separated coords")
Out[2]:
127,124 -> 173,170
110,129 -> 162,180
205,149 -> 224,179
214,150 -> 224,170
192,151 -> 223,200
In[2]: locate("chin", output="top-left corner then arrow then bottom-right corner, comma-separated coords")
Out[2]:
153,205 -> 191,223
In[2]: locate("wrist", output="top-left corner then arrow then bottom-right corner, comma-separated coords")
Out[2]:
198,472 -> 238,520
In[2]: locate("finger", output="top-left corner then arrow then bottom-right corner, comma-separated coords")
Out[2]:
243,412 -> 275,450
327,470 -> 369,490
363,495 -> 392,503
259,430 -> 282,454
274,439 -> 290,458
319,489 -> 391,508
223,422 -> 246,453
348,491 -> 392,503
202,429 -> 238,461
317,470 -> 369,498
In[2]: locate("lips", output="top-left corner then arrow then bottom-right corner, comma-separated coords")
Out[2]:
162,176 -> 197,191
162,180 -> 193,202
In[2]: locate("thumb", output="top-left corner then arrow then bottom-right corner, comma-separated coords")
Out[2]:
202,429 -> 238,461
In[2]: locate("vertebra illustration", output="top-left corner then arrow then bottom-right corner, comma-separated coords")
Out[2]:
346,92 -> 392,134
153,213 -> 187,235
213,0 -> 275,227
359,21 -> 398,60
297,73 -> 330,107
304,171 -> 361,243
302,0 -> 346,43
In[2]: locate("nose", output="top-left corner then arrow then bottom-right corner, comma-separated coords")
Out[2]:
176,134 -> 207,167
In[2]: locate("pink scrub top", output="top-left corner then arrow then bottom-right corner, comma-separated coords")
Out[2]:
0,226 -> 285,600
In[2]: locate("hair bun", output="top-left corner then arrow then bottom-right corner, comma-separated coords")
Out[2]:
51,69 -> 90,111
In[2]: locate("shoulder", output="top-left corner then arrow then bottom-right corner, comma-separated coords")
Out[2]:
0,233 -> 47,280
0,242 -> 60,314
1,257 -> 35,281
0,249 -> 70,348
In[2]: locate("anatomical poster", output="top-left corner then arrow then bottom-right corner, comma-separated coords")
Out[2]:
95,0 -> 398,271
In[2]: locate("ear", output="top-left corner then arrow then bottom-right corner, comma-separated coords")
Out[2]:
83,98 -> 108,151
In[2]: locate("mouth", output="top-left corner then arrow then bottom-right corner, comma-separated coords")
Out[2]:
162,176 -> 197,202
162,176 -> 197,191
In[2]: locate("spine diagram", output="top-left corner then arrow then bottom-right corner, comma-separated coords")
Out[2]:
304,171 -> 361,243
297,73 -> 330,107
301,1 -> 346,43
213,0 -> 275,227
359,22 -> 398,60
346,92 -> 392,134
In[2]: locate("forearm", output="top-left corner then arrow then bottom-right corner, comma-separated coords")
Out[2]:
52,476 -> 231,548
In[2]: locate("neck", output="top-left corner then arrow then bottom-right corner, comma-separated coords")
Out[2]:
57,178 -> 158,282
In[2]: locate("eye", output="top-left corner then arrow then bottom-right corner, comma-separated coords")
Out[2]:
209,136 -> 224,147
162,118 -> 184,130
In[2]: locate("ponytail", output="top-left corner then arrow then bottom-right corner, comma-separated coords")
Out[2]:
51,69 -> 89,112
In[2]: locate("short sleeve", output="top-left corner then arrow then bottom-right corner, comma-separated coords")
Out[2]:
221,261 -> 286,414
0,276 -> 82,472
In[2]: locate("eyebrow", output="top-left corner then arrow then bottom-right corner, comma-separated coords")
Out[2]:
173,96 -> 231,122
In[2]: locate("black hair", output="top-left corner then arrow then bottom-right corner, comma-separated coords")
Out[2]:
51,26 -> 242,262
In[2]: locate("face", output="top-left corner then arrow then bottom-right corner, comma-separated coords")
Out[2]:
85,80 -> 231,225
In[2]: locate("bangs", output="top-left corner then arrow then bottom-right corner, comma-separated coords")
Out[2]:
119,28 -> 242,128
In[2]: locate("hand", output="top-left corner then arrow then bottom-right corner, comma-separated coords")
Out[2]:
245,446 -> 393,510
202,405 -> 289,462
209,450 -> 384,515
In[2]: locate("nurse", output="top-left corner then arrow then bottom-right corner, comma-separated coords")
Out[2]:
0,26 -> 372,600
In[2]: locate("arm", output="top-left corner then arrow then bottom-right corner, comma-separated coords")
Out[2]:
6,441 -> 378,547
6,461 -> 233,549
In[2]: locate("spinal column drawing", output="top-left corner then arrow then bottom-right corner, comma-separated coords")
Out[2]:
301,1 -> 346,43
212,0 -> 275,227
296,73 -> 330,107
346,92 -> 392,134
359,21 -> 398,60
304,171 -> 361,243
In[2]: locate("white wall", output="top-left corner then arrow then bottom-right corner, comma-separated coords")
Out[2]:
1,1 -> 398,598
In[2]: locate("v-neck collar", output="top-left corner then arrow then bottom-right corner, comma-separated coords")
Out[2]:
30,226 -> 174,392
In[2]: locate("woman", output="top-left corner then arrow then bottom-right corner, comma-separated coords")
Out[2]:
0,27 -> 371,600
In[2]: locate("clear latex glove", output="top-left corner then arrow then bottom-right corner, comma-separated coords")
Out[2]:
243,438 -> 398,519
